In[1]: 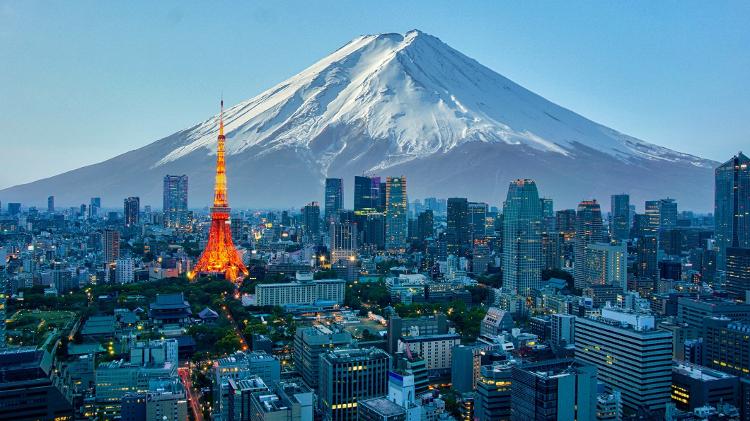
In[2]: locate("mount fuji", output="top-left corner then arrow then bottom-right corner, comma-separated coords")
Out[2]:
1,30 -> 716,210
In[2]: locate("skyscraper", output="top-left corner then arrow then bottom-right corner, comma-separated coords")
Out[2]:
417,210 -> 434,241
636,235 -> 659,280
511,359 -> 597,421
319,348 -> 390,421
659,198 -> 678,229
47,196 -> 54,213
610,194 -> 630,242
302,202 -> 321,244
446,198 -> 470,256
644,200 -> 661,236
502,179 -> 543,294
468,201 -> 489,242
102,229 -> 120,264
123,197 -> 140,227
191,100 -> 249,282
574,200 -> 603,289
715,152 -> 750,270
583,242 -> 627,290
354,176 -> 381,212
725,247 -> 750,300
540,197 -> 555,232
385,177 -> 407,251
89,197 -> 101,219
163,174 -> 189,229
329,221 -> 358,264
324,178 -> 343,222
575,308 -> 672,414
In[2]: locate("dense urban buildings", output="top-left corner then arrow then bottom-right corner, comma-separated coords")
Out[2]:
2,118 -> 749,421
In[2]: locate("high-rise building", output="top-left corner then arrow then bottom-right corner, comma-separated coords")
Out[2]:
47,195 -> 54,213
610,194 -> 630,242
510,359 -> 597,421
294,325 -> 353,390
89,197 -> 101,219
556,209 -> 577,268
502,179 -> 543,294
583,242 -> 627,290
676,297 -> 750,333
354,176 -> 381,212
0,348 -> 74,420
319,347 -> 391,421
330,221 -> 358,264
385,177 -> 407,251
574,200 -> 603,289
659,198 -> 678,229
645,200 -> 661,235
636,235 -> 659,280
324,178 -> 344,222
551,313 -> 576,348
540,197 -> 554,223
476,361 -> 515,421
726,247 -> 750,300
575,308 -> 673,414
249,380 -> 314,421
6,202 -> 20,216
123,196 -> 140,227
416,210 -> 434,240
469,201 -> 489,242
191,100 -> 248,281
446,198 -> 470,256
102,229 -> 120,264
115,258 -> 135,284
163,175 -> 189,229
671,362 -> 739,412
302,202 -> 321,244
702,317 -> 750,378
715,153 -> 750,270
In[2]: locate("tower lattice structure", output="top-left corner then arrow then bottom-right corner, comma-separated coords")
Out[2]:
191,100 -> 248,282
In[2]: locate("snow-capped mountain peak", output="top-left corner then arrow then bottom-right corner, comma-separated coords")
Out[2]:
0,30 -> 715,210
155,30 -> 708,171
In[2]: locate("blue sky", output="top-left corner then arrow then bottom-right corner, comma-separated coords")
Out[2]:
1,1 -> 748,189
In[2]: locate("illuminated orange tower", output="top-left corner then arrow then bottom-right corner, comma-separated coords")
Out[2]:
191,100 -> 248,282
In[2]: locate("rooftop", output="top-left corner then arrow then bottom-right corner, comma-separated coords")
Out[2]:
673,362 -> 737,381
361,397 -> 406,416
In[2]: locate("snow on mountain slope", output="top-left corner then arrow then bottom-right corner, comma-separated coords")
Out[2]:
156,30 -> 709,170
0,30 -> 716,210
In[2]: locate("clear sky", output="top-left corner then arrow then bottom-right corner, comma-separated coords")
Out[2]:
1,1 -> 748,189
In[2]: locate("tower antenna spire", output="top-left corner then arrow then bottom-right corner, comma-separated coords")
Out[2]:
219,93 -> 224,137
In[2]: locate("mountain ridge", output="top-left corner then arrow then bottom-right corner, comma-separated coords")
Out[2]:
1,30 -> 716,211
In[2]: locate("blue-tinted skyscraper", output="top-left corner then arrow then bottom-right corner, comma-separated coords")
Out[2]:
715,152 -> 750,270
354,176 -> 382,212
123,196 -> 140,227
324,178 -> 343,222
163,175 -> 189,229
385,176 -> 407,251
610,194 -> 630,242
446,198 -> 470,256
574,200 -> 603,289
502,179 -> 543,294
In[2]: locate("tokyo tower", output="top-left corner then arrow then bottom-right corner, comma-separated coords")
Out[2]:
190,100 -> 248,282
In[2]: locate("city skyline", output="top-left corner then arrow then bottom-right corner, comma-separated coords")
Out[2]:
2,2 -> 749,190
